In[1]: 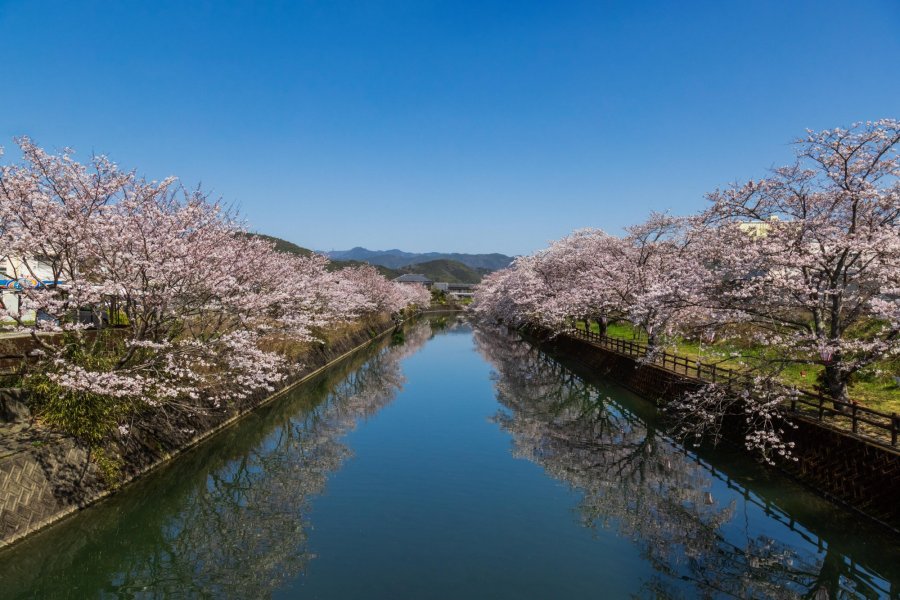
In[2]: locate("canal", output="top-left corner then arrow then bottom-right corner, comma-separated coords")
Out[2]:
0,317 -> 898,598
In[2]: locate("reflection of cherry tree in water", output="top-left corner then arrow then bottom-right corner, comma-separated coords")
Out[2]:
474,326 -> 891,599
0,323 -> 434,599
152,321 -> 435,597
428,314 -> 470,334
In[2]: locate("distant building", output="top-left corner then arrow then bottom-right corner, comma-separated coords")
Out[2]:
393,273 -> 434,289
433,282 -> 475,299
1,255 -> 57,323
1,255 -> 55,283
738,216 -> 780,237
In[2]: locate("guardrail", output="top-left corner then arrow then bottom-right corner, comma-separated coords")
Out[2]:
566,327 -> 900,449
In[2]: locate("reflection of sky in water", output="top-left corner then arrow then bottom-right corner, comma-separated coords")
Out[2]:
0,317 -> 896,599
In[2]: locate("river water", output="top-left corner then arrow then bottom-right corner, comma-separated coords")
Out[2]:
0,317 -> 897,599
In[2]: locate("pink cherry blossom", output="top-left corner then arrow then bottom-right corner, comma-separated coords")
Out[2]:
0,138 -> 425,441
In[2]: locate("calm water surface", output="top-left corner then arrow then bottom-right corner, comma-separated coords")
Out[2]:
1,317 -> 898,599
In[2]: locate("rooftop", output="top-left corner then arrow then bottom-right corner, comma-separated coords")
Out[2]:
393,273 -> 433,283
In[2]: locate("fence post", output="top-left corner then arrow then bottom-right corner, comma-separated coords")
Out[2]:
852,404 -> 858,434
818,396 -> 825,420
892,413 -> 898,446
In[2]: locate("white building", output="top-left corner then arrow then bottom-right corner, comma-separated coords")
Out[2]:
393,274 -> 434,288
1,255 -> 56,324
433,282 -> 475,299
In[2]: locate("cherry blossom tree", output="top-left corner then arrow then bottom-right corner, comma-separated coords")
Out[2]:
616,214 -> 710,350
472,119 -> 900,461
341,264 -> 430,316
472,215 -> 707,352
0,138 -> 424,449
521,229 -> 623,333
693,119 -> 900,403
472,231 -> 626,331
470,260 -> 533,326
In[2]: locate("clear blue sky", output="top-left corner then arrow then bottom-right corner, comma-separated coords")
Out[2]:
1,1 -> 898,255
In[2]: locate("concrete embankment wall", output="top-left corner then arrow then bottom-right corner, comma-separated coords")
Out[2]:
0,314 -> 399,548
527,328 -> 900,533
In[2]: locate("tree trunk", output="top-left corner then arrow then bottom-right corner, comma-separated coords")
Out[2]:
597,316 -> 608,337
807,545 -> 843,599
823,362 -> 850,410
647,331 -> 657,352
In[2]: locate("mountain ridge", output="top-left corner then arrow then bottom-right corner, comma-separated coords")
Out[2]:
249,234 -> 492,283
393,259 -> 488,284
323,247 -> 513,271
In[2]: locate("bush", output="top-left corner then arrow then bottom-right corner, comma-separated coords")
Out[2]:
25,373 -> 135,448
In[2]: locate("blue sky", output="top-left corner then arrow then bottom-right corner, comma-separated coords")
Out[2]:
1,1 -> 898,255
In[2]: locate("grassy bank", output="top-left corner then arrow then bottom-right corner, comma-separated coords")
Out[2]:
576,321 -> 900,414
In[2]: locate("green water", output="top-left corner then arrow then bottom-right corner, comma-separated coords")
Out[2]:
0,318 -> 898,598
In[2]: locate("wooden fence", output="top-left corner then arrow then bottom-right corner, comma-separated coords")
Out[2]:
566,328 -> 900,449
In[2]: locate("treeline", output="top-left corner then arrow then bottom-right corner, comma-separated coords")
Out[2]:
472,120 -> 900,462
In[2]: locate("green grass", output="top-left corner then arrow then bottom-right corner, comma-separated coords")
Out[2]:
576,321 -> 900,414
0,318 -> 36,329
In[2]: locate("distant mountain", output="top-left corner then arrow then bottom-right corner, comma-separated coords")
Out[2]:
251,236 -> 495,284
395,260 -> 487,284
248,234 -> 399,278
324,247 -> 513,271
247,233 -> 313,257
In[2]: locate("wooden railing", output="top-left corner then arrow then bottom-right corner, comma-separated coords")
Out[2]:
566,327 -> 900,449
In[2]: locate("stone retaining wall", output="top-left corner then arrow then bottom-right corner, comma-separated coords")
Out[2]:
0,315 -> 399,548
527,328 -> 900,532
0,389 -> 28,423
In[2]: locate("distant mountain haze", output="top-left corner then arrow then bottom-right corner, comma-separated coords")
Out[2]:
323,247 -> 514,271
